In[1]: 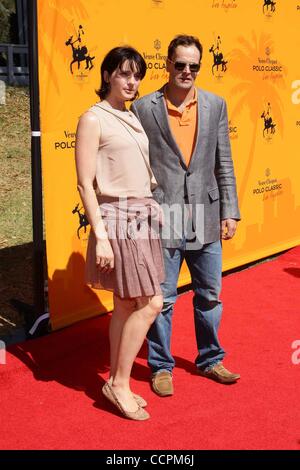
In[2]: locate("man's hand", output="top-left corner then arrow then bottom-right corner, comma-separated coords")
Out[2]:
220,218 -> 238,240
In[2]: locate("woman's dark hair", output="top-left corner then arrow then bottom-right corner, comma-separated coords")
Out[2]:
167,34 -> 203,62
96,46 -> 147,100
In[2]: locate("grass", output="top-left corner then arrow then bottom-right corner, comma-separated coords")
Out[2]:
0,86 -> 33,336
0,86 -> 32,248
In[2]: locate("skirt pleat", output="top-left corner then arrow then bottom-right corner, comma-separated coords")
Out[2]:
85,198 -> 164,299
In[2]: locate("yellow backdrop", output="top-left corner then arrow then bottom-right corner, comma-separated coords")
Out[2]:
37,0 -> 300,330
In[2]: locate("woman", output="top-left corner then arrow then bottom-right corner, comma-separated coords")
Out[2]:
75,46 -> 164,421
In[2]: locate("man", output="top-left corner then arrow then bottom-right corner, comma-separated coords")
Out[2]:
131,34 -> 240,397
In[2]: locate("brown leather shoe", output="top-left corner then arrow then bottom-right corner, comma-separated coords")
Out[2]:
152,371 -> 173,396
198,362 -> 240,384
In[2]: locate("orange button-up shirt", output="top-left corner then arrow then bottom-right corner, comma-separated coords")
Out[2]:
164,88 -> 198,167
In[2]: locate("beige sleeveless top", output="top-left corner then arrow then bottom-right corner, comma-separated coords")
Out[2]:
88,101 -> 157,198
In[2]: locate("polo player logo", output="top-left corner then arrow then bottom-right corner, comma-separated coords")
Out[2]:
72,203 -> 89,239
209,36 -> 228,77
263,0 -> 276,16
65,25 -> 95,75
261,103 -> 276,139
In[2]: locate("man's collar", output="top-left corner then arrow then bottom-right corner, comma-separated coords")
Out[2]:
164,86 -> 197,110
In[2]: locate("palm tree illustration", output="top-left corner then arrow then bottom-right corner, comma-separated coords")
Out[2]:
229,32 -> 285,207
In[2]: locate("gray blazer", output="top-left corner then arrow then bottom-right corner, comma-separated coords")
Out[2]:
131,86 -> 240,248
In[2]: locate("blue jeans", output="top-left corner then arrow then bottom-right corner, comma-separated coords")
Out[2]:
147,240 -> 225,373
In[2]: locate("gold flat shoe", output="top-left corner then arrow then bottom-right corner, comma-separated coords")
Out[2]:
102,382 -> 150,421
107,377 -> 147,407
133,394 -> 147,407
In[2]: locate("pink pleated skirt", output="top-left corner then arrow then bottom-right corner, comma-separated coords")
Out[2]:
85,197 -> 165,299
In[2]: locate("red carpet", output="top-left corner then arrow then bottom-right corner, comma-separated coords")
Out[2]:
1,246 -> 300,450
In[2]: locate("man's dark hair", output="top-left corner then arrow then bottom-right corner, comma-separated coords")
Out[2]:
96,46 -> 147,100
167,35 -> 203,62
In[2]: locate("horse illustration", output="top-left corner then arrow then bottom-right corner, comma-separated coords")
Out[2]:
263,0 -> 276,14
65,35 -> 95,74
72,204 -> 89,239
261,111 -> 276,137
209,45 -> 227,75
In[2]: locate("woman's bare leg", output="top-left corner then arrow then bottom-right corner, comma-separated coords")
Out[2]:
109,295 -> 136,381
111,295 -> 163,412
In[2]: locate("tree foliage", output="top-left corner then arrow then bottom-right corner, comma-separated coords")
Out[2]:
0,0 -> 16,43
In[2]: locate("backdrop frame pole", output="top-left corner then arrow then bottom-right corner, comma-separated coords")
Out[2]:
27,0 -> 48,335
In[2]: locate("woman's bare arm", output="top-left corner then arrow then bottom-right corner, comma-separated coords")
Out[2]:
75,112 -> 114,270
